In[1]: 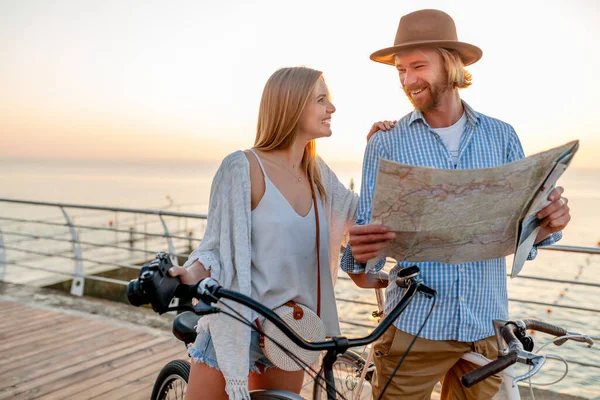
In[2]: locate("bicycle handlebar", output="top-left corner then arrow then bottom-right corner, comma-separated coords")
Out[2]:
184,270 -> 436,354
461,319 -> 594,388
461,321 -> 524,388
521,319 -> 566,338
461,350 -> 519,388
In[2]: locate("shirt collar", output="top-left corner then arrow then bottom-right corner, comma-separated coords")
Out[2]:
408,100 -> 480,128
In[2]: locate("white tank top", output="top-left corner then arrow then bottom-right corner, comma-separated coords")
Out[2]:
248,150 -> 340,336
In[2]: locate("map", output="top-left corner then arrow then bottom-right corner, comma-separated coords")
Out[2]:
367,140 -> 579,277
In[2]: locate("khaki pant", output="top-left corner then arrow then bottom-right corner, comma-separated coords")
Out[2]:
371,326 -> 502,400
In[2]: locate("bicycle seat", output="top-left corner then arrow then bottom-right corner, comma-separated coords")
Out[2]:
172,311 -> 199,344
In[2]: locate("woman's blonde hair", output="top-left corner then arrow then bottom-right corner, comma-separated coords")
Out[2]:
254,67 -> 327,200
436,48 -> 472,89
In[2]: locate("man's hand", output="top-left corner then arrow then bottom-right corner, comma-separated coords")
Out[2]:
535,186 -> 570,243
367,120 -> 397,142
349,224 -> 396,263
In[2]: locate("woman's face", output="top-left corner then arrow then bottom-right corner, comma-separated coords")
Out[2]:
296,79 -> 336,141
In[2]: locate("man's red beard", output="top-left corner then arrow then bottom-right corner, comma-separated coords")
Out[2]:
403,76 -> 450,112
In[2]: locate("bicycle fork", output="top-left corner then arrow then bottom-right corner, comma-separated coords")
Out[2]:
355,287 -> 386,399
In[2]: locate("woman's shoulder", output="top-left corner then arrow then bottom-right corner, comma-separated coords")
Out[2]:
219,150 -> 251,172
316,155 -> 335,181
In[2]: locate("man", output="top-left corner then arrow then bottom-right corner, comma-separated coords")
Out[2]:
341,9 -> 571,399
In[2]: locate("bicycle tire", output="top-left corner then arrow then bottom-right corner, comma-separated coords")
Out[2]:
250,389 -> 305,399
312,350 -> 369,400
151,359 -> 190,400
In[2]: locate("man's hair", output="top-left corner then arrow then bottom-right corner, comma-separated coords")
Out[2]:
254,66 -> 326,200
436,48 -> 472,89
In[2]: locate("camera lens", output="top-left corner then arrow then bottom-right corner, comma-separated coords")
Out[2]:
126,279 -> 148,307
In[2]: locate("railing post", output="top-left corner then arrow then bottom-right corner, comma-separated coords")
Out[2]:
188,230 -> 193,253
129,226 -> 135,250
158,214 -> 177,265
0,229 -> 6,281
60,207 -> 85,296
114,211 -> 118,245
159,213 -> 179,312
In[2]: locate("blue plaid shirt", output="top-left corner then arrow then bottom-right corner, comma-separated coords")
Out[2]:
341,102 -> 561,342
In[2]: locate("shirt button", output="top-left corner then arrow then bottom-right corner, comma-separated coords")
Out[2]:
460,296 -> 464,301
459,267 -> 465,272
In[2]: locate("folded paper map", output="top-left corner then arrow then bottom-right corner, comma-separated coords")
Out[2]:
366,140 -> 579,278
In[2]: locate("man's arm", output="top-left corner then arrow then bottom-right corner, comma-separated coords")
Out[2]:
341,132 -> 395,280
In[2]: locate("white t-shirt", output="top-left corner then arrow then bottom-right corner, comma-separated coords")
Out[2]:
431,112 -> 467,166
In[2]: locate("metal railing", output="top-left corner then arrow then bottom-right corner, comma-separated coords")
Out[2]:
0,198 -> 207,294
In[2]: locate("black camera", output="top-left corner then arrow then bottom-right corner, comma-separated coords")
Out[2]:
126,252 -> 182,314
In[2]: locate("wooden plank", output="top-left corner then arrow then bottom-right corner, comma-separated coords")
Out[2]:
0,312 -> 74,338
0,315 -> 85,352
0,310 -> 65,332
11,339 -> 181,400
0,319 -> 107,361
1,336 -> 172,399
0,313 -> 76,346
0,324 -> 119,374
0,327 -> 141,381
0,303 -> 68,329
0,301 -> 54,317
48,349 -> 185,399
0,305 -> 51,324
90,370 -> 158,400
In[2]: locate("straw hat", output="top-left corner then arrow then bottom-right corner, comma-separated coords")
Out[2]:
370,9 -> 482,66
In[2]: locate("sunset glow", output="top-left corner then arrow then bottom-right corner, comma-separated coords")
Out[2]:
2,0 -> 599,168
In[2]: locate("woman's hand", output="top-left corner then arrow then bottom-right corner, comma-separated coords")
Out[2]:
367,120 -> 397,142
168,260 -> 210,285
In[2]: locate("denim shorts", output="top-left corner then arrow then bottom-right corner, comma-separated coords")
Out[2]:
188,330 -> 275,373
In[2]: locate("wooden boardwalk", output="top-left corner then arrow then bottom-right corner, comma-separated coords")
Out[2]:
0,299 -> 185,400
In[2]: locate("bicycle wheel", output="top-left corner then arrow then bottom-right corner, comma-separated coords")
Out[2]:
151,359 -> 190,400
250,389 -> 305,399
312,350 -> 369,400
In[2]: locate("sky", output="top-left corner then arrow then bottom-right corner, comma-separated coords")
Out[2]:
1,0 -> 600,168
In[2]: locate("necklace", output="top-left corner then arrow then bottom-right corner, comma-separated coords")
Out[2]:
273,157 -> 302,182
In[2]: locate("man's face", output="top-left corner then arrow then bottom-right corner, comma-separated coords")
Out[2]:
394,48 -> 449,112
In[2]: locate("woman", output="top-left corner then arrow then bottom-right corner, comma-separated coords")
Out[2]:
169,66 -> 393,400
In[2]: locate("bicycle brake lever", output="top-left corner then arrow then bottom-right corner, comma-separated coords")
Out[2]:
567,332 -> 595,348
513,352 -> 546,386
554,332 -> 595,348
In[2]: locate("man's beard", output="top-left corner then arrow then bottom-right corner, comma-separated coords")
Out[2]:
403,77 -> 449,112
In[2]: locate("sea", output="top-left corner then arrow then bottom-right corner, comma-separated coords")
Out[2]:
1,158 -> 599,398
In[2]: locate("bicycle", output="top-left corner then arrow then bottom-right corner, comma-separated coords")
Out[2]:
312,284 -> 595,400
135,264 -> 437,400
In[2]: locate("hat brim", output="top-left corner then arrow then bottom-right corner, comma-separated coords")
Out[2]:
370,40 -> 482,66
